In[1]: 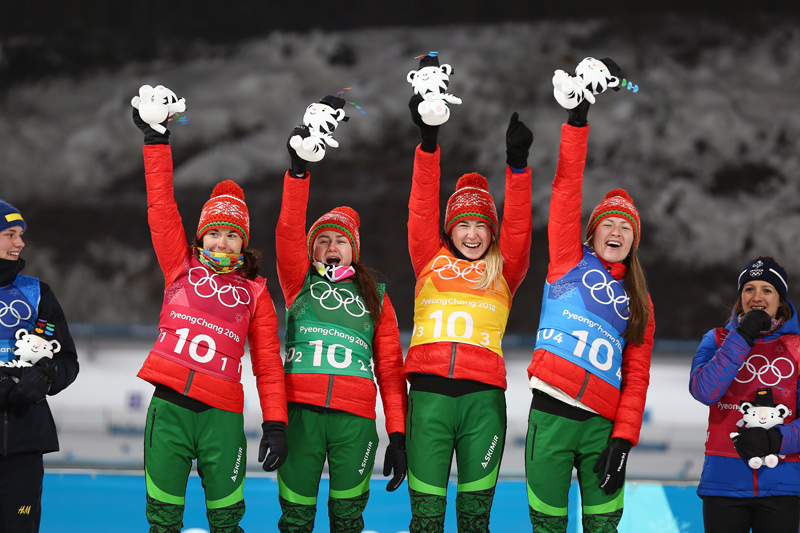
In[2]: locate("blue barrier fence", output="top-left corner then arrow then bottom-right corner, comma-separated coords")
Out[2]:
44,472 -> 703,532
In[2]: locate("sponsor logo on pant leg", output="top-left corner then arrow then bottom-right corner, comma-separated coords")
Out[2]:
481,435 -> 499,468
358,441 -> 374,475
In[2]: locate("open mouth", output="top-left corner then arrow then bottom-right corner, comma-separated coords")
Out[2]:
606,241 -> 622,248
463,242 -> 481,250
326,257 -> 341,265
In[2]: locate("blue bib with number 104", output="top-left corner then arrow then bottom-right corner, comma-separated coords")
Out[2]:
535,247 -> 628,389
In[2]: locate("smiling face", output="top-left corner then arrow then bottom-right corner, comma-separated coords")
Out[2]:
201,227 -> 243,255
741,280 -> 780,319
0,226 -> 24,260
590,216 -> 634,264
450,219 -> 492,261
313,230 -> 353,267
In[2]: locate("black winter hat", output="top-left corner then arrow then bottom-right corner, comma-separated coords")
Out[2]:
738,257 -> 789,302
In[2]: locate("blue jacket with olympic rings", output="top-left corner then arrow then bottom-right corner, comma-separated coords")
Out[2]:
690,302 -> 800,497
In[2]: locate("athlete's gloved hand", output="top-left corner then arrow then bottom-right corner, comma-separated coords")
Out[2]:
8,365 -> 51,405
735,309 -> 773,346
566,99 -> 591,128
259,421 -> 288,472
0,369 -> 17,406
506,112 -> 534,170
383,432 -> 407,492
409,94 -> 439,153
593,438 -> 632,495
733,426 -> 783,462
132,107 -> 170,145
286,126 -> 310,179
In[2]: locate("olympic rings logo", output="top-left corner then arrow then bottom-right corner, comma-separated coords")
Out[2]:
735,354 -> 795,387
0,299 -> 33,328
310,280 -> 369,317
581,269 -> 629,320
188,267 -> 251,308
430,255 -> 485,283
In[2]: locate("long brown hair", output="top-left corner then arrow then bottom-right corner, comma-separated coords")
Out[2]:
621,248 -> 650,345
192,238 -> 261,280
351,261 -> 383,323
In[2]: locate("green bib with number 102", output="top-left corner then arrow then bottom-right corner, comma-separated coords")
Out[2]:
284,272 -> 384,379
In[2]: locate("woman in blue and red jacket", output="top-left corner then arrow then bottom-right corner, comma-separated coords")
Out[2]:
526,87 -> 655,533
690,256 -> 800,533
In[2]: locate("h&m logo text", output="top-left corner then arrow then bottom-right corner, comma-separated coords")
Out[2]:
18,505 -> 31,515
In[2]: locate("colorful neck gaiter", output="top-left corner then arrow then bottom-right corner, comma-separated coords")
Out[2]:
312,260 -> 355,282
197,248 -> 244,274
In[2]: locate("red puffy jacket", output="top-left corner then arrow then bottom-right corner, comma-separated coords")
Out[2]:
137,144 -> 287,422
404,145 -> 532,390
276,172 -> 408,435
526,124 -> 654,445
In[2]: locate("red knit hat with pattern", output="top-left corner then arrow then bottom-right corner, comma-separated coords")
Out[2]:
586,188 -> 640,249
196,180 -> 250,248
444,173 -> 498,235
307,206 -> 361,262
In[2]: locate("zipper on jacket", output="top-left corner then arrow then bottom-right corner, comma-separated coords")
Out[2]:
183,370 -> 195,395
325,375 -> 334,408
449,343 -> 457,379
753,469 -> 759,497
148,408 -> 157,448
3,410 -> 8,458
575,370 -> 590,402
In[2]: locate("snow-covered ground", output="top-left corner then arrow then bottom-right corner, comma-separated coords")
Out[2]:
3,15 -> 800,339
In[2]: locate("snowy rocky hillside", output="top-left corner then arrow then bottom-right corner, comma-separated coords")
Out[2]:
2,13 -> 800,339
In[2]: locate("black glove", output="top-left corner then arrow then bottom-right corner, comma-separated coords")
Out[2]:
733,426 -> 783,462
409,94 -> 439,153
593,438 -> 631,495
736,309 -> 773,346
566,99 -> 591,128
7,365 -> 50,405
0,369 -> 17,406
506,112 -> 534,169
258,421 -> 288,472
132,107 -> 170,145
382,432 -> 407,492
286,126 -> 309,179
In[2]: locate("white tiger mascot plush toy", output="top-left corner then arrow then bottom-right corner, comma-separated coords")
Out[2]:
730,387 -> 788,469
131,84 -> 186,134
552,57 -> 622,110
5,328 -> 60,370
289,95 -> 349,163
407,53 -> 462,126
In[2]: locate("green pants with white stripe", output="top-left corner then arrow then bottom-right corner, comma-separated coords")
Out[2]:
525,392 -> 624,533
277,403 -> 378,533
144,395 -> 247,533
406,387 -> 506,533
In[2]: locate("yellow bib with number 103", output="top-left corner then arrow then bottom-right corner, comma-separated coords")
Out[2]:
409,248 -> 511,356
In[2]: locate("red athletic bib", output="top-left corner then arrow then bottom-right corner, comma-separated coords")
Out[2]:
705,329 -> 800,460
150,256 -> 264,381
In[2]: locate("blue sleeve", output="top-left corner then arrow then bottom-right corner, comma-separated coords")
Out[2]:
689,328 -> 750,406
779,378 -> 800,455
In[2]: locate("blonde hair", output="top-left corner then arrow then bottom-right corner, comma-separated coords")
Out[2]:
473,239 -> 504,292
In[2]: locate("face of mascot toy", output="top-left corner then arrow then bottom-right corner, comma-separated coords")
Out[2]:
11,328 -> 61,367
407,53 -> 463,126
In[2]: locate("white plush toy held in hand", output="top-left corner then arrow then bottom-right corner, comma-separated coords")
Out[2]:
552,57 -> 621,110
289,95 -> 350,163
131,84 -> 186,134
6,328 -> 60,368
407,52 -> 462,126
730,387 -> 788,469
